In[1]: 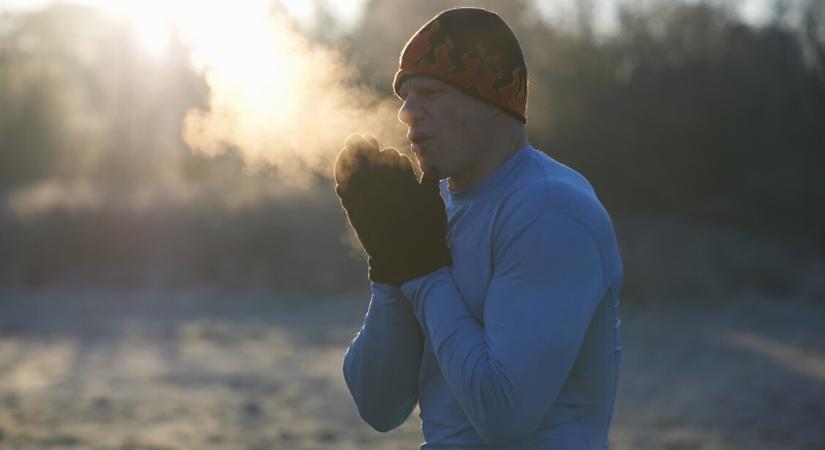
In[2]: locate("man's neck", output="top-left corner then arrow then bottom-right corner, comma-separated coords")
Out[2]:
448,128 -> 528,191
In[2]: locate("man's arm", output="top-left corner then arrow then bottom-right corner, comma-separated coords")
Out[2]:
343,282 -> 423,432
333,134 -> 448,432
401,211 -> 610,446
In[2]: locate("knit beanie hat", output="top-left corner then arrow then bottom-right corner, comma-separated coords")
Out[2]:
393,8 -> 528,123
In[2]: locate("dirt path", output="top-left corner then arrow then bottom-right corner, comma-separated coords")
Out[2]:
0,288 -> 822,449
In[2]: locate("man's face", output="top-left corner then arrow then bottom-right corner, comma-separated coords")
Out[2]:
397,77 -> 492,180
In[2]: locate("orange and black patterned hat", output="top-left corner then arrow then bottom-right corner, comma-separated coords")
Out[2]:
393,8 -> 528,123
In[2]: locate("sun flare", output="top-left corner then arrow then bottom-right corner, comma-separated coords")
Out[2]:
42,0 -> 403,185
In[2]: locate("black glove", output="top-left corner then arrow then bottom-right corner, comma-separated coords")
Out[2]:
334,134 -> 451,285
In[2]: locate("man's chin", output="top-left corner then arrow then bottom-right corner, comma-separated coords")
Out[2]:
414,158 -> 441,178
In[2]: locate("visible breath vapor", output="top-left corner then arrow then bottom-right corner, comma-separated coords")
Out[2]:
2,2 -> 408,223
180,9 -> 407,186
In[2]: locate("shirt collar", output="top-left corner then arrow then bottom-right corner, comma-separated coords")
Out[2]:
448,144 -> 533,203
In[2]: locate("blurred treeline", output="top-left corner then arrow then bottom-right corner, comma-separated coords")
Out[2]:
1,1 -> 823,300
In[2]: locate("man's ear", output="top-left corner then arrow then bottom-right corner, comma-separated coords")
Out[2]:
474,95 -> 504,121
483,104 -> 510,128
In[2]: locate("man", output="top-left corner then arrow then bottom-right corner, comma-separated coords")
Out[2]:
335,7 -> 623,449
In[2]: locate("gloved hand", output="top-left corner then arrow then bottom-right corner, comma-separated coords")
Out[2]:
334,134 -> 451,285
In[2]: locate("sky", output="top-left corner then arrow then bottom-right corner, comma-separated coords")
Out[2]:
0,0 -> 368,57
0,0 -> 366,22
0,0 -> 779,31
533,0 -> 786,34
0,0 -> 794,92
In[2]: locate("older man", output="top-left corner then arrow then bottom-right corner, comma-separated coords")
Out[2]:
335,8 -> 623,449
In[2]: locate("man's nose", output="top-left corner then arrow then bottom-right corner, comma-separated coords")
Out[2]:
397,96 -> 423,126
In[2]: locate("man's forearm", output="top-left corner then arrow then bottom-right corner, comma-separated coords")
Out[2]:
342,283 -> 423,432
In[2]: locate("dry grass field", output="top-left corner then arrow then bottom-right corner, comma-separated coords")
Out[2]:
0,286 -> 823,450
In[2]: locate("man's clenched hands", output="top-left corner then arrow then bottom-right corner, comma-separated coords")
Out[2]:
334,134 -> 451,285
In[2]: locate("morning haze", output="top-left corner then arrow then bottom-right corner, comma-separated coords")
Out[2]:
0,1 -> 823,449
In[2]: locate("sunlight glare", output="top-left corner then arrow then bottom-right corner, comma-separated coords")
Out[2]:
174,0 -> 405,183
48,0 -> 404,184
279,0 -> 315,27
103,0 -> 172,57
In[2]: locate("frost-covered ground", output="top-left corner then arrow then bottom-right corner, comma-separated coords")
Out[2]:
0,287 -> 823,450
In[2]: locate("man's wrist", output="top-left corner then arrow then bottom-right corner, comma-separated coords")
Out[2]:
370,281 -> 406,305
368,252 -> 450,286
400,266 -> 451,304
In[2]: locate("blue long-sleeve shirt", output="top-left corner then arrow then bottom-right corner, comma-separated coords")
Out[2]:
343,145 -> 623,449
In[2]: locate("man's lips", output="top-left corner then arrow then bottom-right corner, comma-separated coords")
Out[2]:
408,132 -> 432,146
409,136 -> 434,159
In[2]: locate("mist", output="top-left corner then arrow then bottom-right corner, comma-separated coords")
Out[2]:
180,7 -> 408,186
1,2 -> 410,226
1,1 -> 824,449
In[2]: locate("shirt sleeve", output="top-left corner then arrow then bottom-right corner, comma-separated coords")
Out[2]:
342,282 -> 423,432
401,211 -> 607,446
